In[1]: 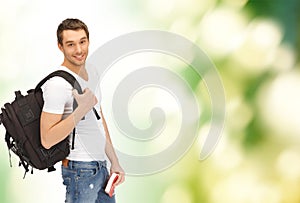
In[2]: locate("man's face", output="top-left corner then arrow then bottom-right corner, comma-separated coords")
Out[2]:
58,29 -> 89,68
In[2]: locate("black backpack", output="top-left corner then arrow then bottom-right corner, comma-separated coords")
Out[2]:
0,70 -> 100,177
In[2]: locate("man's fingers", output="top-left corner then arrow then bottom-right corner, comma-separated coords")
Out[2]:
72,89 -> 79,97
115,173 -> 125,186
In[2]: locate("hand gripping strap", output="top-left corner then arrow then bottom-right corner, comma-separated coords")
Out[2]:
35,70 -> 101,150
35,70 -> 100,119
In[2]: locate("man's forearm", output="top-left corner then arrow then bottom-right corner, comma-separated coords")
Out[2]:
40,108 -> 86,149
100,107 -> 122,167
105,141 -> 120,165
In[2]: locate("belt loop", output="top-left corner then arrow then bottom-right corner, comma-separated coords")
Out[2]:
97,161 -> 101,170
97,160 -> 106,169
68,160 -> 72,169
69,160 -> 74,169
101,160 -> 107,168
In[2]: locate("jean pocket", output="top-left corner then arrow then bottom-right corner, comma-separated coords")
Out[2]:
78,168 -> 97,179
62,177 -> 71,186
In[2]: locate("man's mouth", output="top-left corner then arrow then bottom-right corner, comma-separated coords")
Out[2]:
73,54 -> 85,61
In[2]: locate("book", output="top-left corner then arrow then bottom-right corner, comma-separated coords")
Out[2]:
105,172 -> 119,197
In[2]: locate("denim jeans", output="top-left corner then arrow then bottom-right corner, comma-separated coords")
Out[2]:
61,160 -> 116,203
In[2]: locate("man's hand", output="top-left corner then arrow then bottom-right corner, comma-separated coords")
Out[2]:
110,163 -> 125,186
72,88 -> 97,122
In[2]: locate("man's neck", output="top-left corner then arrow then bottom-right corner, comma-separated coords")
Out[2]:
62,62 -> 88,81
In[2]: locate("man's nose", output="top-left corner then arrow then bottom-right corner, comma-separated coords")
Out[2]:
75,44 -> 82,53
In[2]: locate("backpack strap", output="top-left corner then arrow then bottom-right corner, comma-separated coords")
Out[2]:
35,70 -> 81,91
35,70 -> 83,110
35,70 -> 101,150
35,70 -> 100,119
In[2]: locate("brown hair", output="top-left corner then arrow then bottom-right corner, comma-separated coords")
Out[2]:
57,18 -> 89,45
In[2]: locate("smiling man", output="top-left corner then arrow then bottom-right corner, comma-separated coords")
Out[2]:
40,18 -> 124,203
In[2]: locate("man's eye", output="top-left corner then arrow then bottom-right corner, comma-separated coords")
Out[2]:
80,40 -> 86,44
67,44 -> 74,47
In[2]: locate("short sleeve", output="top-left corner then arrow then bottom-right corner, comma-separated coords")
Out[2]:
42,76 -> 73,114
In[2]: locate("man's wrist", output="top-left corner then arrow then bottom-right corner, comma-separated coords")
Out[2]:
72,107 -> 87,124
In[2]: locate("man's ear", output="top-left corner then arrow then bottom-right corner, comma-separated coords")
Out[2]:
58,42 -> 63,52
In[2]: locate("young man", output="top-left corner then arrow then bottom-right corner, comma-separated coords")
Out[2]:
40,18 -> 125,202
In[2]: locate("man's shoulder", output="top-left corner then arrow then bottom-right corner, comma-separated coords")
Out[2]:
43,76 -> 73,91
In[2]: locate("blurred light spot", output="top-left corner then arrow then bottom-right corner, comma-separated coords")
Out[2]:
198,6 -> 247,58
251,20 -> 281,47
257,70 -> 300,140
146,0 -> 175,19
170,18 -> 198,41
161,184 -> 192,203
272,44 -> 296,71
172,0 -> 217,17
231,18 -> 283,74
150,0 -> 217,20
227,97 -> 253,130
222,0 -> 249,8
277,149 -> 300,179
212,171 -> 282,203
210,130 -> 243,171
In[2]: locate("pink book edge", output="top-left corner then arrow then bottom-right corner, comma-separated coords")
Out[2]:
105,173 -> 119,197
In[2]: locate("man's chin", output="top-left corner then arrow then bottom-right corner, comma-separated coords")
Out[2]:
72,60 -> 86,67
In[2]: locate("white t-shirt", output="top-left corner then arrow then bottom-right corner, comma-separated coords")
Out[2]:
42,66 -> 106,161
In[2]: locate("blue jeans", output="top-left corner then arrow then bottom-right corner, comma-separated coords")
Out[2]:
61,160 -> 116,203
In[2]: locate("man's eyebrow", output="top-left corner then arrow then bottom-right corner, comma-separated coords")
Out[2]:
65,37 -> 87,44
65,40 -> 74,44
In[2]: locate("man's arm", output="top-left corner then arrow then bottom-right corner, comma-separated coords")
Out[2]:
40,88 -> 97,149
100,107 -> 125,186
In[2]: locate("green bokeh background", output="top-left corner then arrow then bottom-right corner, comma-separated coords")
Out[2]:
1,0 -> 300,202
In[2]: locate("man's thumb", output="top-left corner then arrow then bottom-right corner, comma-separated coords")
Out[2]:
72,89 -> 79,98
